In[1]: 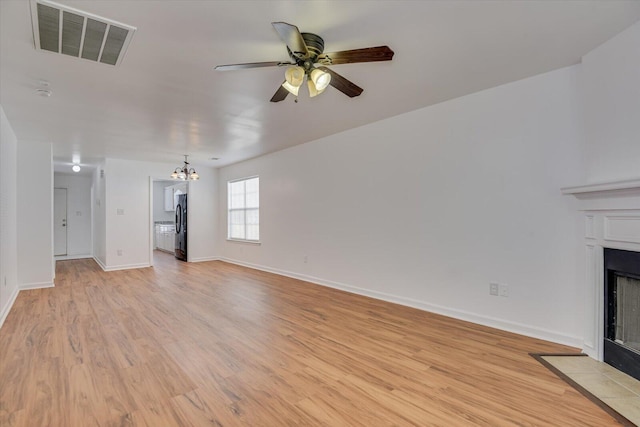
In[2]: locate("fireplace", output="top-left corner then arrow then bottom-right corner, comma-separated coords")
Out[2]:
562,178 -> 640,374
604,248 -> 640,381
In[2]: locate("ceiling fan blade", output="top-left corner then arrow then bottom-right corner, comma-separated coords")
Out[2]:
215,61 -> 291,71
317,66 -> 363,98
270,83 -> 289,102
272,22 -> 309,58
317,46 -> 394,65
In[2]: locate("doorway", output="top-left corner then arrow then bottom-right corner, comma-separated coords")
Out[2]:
149,178 -> 189,266
54,188 -> 67,256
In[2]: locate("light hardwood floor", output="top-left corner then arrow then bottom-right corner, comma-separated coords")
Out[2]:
0,252 -> 622,426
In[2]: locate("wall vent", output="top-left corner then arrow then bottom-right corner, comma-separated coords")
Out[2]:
30,0 -> 136,66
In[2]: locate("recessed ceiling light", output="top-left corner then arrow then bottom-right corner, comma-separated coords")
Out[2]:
72,164 -> 81,172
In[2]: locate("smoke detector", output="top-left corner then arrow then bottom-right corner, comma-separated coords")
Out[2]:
30,0 -> 136,66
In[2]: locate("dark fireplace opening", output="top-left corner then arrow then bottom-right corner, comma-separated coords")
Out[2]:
604,248 -> 640,381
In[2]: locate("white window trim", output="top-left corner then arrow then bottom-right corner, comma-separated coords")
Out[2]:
226,238 -> 261,245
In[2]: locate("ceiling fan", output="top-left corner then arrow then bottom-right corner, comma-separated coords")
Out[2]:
215,22 -> 394,102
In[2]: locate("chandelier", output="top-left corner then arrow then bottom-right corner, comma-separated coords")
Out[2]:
171,155 -> 199,181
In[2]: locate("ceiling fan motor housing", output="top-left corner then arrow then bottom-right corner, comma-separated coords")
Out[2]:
301,33 -> 324,57
288,32 -> 325,68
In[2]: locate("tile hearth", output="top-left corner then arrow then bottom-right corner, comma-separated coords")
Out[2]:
541,355 -> 640,426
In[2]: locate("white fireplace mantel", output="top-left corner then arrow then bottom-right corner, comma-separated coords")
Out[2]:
562,178 -> 640,196
562,178 -> 640,211
562,177 -> 640,361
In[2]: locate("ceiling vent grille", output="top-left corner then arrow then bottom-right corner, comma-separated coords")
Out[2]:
30,0 -> 136,66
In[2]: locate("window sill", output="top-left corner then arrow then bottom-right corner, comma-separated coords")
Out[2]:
226,239 -> 261,245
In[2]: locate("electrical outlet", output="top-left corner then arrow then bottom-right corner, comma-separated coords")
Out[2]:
489,283 -> 499,296
499,284 -> 509,297
3,276 -> 6,287
303,255 -> 308,264
117,249 -> 123,256
117,208 -> 125,215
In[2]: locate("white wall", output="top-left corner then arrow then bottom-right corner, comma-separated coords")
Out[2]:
0,105 -> 19,326
219,66 -> 585,346
54,173 -> 92,258
581,20 -> 640,183
100,158 -> 218,270
92,162 -> 106,267
185,170 -> 218,263
17,140 -> 54,288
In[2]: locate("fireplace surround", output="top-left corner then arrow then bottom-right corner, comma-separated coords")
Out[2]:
562,178 -> 640,375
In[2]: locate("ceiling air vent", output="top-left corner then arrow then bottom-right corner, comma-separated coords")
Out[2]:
30,0 -> 136,66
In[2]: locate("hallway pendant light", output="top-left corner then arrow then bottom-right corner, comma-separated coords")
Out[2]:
171,155 -> 199,181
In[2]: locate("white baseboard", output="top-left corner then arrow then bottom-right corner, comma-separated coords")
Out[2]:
1,281 -> 54,329
220,257 -> 583,348
0,285 -> 19,329
189,256 -> 221,263
103,263 -> 151,272
19,281 -> 55,290
92,257 -> 150,272
55,254 -> 92,261
93,256 -> 107,271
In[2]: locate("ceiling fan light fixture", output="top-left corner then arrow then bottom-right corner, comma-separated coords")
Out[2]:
284,66 -> 305,87
307,79 -> 325,98
283,65 -> 305,95
282,80 -> 300,96
310,68 -> 331,91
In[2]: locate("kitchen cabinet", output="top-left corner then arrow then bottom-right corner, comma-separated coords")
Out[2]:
164,183 -> 187,211
154,223 -> 175,253
164,187 -> 174,211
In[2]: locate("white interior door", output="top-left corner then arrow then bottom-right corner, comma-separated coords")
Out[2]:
54,188 -> 67,256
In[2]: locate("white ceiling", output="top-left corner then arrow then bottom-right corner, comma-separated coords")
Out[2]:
1,1 -> 640,173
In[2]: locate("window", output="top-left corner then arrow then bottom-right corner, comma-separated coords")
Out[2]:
228,176 -> 259,242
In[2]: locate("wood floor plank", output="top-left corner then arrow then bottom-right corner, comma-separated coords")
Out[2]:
0,252 -> 623,426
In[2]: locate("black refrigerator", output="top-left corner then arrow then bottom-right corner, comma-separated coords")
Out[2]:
175,194 -> 187,261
